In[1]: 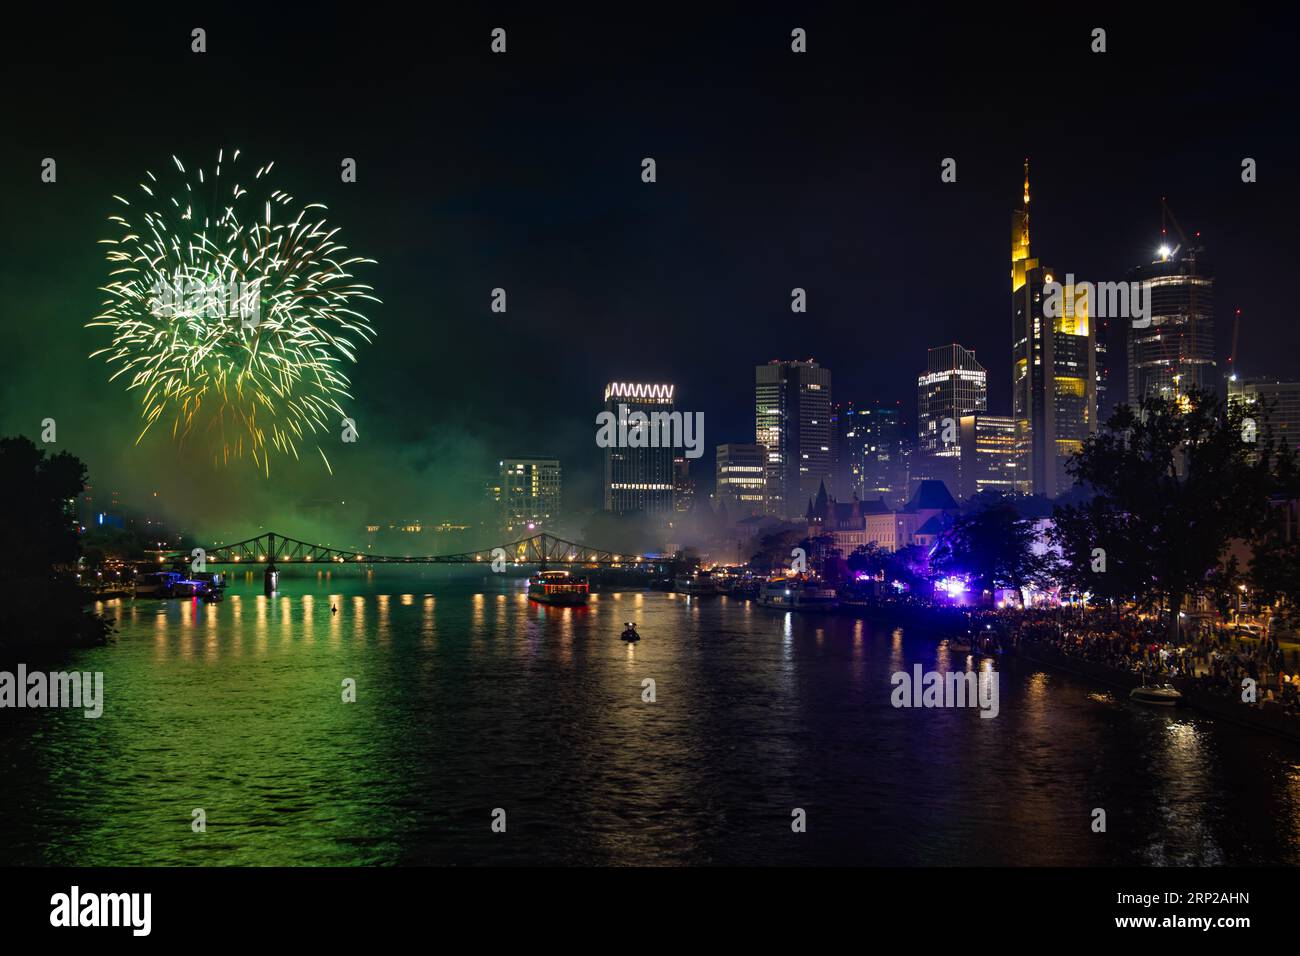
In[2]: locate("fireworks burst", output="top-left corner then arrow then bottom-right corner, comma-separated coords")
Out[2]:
88,149 -> 379,475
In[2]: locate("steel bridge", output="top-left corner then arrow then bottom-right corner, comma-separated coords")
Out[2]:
173,531 -> 654,568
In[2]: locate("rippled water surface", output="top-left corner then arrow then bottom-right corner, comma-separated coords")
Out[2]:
3,567 -> 1300,865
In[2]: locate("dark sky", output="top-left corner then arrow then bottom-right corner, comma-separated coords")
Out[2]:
2,5 -> 1298,543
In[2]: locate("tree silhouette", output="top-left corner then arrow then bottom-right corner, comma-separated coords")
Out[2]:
931,491 -> 1052,602
0,436 -> 110,650
1051,388 -> 1289,640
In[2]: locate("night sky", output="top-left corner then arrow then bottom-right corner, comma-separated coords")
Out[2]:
2,6 -> 1298,543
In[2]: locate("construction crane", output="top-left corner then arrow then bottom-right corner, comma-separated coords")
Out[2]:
1160,196 -> 1190,256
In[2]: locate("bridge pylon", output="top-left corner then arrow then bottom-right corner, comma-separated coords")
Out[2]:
264,532 -> 279,595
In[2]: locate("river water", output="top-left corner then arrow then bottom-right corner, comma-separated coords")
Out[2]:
2,567 -> 1299,866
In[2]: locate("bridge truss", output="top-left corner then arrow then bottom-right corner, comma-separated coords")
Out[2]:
175,532 -> 651,568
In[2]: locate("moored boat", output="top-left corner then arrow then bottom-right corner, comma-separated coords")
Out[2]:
1130,683 -> 1183,706
757,576 -> 838,611
134,571 -> 181,597
674,569 -> 719,596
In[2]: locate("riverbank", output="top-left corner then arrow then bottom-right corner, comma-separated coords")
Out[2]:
842,601 -> 1300,744
1012,643 -> 1300,744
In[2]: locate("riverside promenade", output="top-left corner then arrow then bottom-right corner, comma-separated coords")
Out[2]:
845,600 -> 1300,744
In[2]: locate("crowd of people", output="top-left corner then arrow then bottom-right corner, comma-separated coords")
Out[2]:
990,607 -> 1300,715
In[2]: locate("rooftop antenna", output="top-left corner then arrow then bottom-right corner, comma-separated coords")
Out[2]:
1228,308 -> 1242,378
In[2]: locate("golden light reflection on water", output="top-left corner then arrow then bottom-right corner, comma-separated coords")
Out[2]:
205,597 -> 220,661
888,628 -> 905,673
1024,670 -> 1050,716
280,595 -> 293,644
154,607 -> 169,661
421,595 -> 436,646
351,594 -> 365,639
376,593 -> 390,644
301,594 -> 314,645
1145,719 -> 1220,862
231,594 -> 243,656
494,593 -> 508,640
851,620 -> 865,687
256,595 -> 268,655
557,606 -> 574,665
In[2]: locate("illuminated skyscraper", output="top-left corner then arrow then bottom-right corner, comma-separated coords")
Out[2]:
917,343 -> 986,494
603,382 -> 676,515
755,360 -> 832,519
1096,316 -> 1112,422
857,401 -> 908,506
499,458 -> 561,533
957,414 -> 1018,499
1010,160 -> 1097,498
715,443 -> 768,515
831,400 -> 858,499
1127,241 -> 1216,407
672,455 -> 695,513
830,401 -> 908,506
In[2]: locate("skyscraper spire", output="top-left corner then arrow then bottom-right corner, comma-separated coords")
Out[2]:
1022,156 -> 1030,244
1011,158 -> 1034,291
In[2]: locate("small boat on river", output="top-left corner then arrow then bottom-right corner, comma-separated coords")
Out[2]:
1130,683 -> 1183,706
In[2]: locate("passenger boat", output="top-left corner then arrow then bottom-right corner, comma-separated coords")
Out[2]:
527,569 -> 590,606
134,571 -> 181,597
756,576 -> 839,611
674,569 -> 719,596
1130,683 -> 1182,706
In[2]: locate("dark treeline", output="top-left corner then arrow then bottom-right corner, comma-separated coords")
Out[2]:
0,436 -> 111,650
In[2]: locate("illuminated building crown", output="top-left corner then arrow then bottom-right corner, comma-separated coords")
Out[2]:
604,382 -> 675,402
